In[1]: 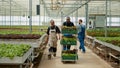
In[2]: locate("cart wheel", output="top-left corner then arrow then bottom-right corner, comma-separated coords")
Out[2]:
73,61 -> 76,63
48,54 -> 51,60
62,61 -> 66,63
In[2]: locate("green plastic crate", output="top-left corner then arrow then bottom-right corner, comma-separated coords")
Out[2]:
62,54 -> 78,60
60,40 -> 77,45
62,30 -> 77,34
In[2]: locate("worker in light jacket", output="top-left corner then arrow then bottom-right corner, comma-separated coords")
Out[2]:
77,19 -> 86,53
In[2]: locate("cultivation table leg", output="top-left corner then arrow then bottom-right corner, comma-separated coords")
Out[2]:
108,49 -> 112,62
31,48 -> 34,61
104,47 -> 107,61
119,58 -> 120,68
92,40 -> 95,49
20,65 -> 22,68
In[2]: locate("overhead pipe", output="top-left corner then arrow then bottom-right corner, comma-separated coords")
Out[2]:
41,0 -> 50,17
56,0 -> 66,17
64,0 -> 91,17
51,0 -> 53,10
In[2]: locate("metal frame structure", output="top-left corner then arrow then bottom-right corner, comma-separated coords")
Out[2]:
0,0 -> 120,33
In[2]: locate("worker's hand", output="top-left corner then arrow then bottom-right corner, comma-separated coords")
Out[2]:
45,35 -> 49,44
58,37 -> 60,40
57,37 -> 60,40
45,39 -> 48,44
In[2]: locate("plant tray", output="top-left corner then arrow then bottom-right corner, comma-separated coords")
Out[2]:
61,26 -> 77,34
62,31 -> 77,34
0,48 -> 32,64
60,40 -> 77,45
62,55 -> 78,60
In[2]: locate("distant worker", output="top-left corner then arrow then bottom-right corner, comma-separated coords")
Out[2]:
89,21 -> 93,29
77,19 -> 86,53
46,20 -> 61,59
62,17 -> 74,50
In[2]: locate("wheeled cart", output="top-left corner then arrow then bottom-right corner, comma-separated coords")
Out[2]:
60,26 -> 78,63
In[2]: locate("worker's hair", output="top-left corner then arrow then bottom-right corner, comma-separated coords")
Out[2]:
66,17 -> 70,19
79,19 -> 83,22
50,19 -> 54,23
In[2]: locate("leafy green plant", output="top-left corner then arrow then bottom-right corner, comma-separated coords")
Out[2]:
61,26 -> 77,34
0,26 -> 47,35
87,28 -> 120,37
60,36 -> 77,45
0,43 -> 31,59
96,37 -> 120,47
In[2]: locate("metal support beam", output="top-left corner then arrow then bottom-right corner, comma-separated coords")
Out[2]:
85,0 -> 89,29
10,0 -> 12,27
41,0 -> 50,17
75,9 -> 78,25
29,0 -> 32,33
39,0 -> 41,27
26,11 -> 28,26
44,3 -> 45,25
72,3 -> 74,21
75,1 -> 79,25
109,0 -> 111,28
1,1 -> 4,26
53,0 -> 66,17
46,7 -> 81,8
64,0 -> 90,17
5,8 -> 6,26
72,12 -> 73,21
61,11 -> 64,25
119,3 -> 120,26
44,3 -> 84,5
20,9 -> 22,25
105,0 -> 108,37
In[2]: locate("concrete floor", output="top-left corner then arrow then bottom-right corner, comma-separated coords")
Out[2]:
38,40 -> 113,68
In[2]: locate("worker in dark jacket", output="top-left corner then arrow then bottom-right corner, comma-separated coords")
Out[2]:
62,17 -> 74,50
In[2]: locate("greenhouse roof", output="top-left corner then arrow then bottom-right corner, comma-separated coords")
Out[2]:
0,0 -> 120,17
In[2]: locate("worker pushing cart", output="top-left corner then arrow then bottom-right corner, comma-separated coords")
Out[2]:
60,17 -> 78,63
62,17 -> 74,50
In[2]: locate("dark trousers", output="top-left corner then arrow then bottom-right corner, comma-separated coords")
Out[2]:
78,38 -> 85,52
63,45 -> 71,50
49,47 -> 57,53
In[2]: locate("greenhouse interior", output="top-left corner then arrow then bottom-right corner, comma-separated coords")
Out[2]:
0,0 -> 120,68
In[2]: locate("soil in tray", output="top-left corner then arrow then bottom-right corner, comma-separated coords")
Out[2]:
0,34 -> 41,39
0,65 -> 20,68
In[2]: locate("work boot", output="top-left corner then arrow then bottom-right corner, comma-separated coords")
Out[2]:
53,54 -> 56,57
48,54 -> 51,60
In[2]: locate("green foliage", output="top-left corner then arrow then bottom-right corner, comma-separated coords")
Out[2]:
87,28 -> 120,37
0,26 -> 47,35
61,26 -> 77,34
62,53 -> 77,56
0,43 -> 31,59
62,49 -> 78,60
96,37 -> 120,47
60,36 -> 77,45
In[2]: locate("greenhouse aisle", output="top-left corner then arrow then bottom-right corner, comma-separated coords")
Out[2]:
38,40 -> 112,68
